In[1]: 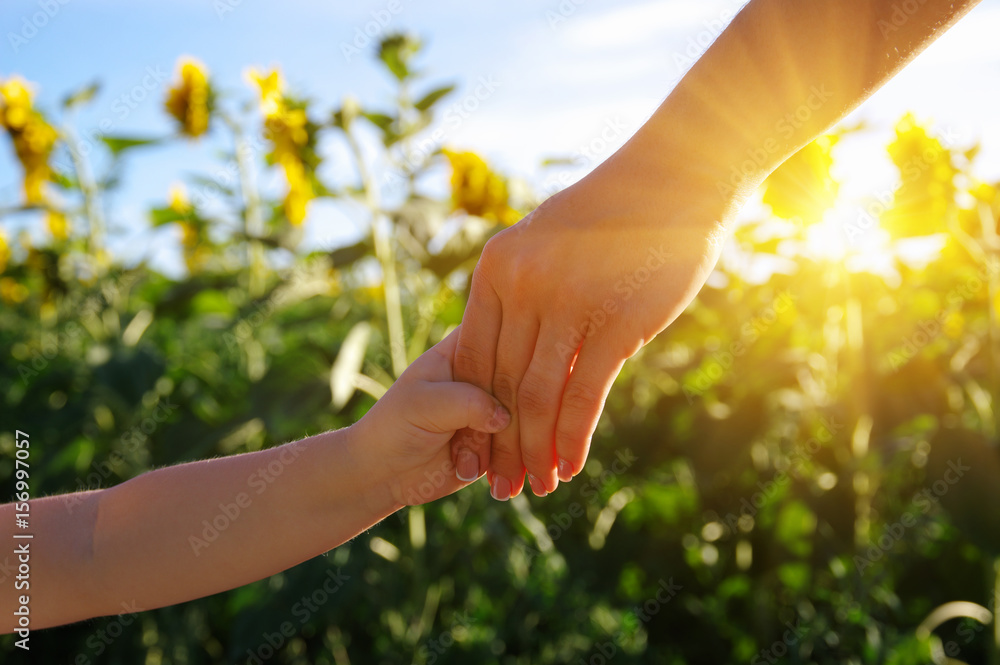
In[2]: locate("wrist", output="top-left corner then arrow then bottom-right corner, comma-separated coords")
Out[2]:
610,104 -> 762,221
338,421 -> 406,519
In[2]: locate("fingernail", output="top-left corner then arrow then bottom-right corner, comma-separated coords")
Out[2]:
490,476 -> 511,501
456,450 -> 480,482
488,404 -> 511,431
557,458 -> 575,483
526,474 -> 548,497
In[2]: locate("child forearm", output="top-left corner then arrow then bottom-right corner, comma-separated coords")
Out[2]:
2,425 -> 400,631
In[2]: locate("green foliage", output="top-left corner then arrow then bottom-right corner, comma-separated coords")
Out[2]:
2,34 -> 1000,664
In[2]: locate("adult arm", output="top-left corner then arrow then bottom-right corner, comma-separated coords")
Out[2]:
451,0 -> 983,499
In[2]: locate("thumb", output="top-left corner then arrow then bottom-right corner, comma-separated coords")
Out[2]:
422,382 -> 511,435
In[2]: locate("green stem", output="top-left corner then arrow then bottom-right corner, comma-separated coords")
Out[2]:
222,113 -> 266,298
345,126 -> 407,377
62,121 -> 105,269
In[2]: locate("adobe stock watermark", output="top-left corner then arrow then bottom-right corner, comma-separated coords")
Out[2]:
415,611 -> 476,664
64,397 -> 179,513
366,286 -> 460,376
937,598 -> 997,661
397,448 -> 476,514
667,3 -> 741,85
682,290 -> 796,403
340,0 -> 409,62
716,85 -> 833,199
885,255 -> 1000,371
539,117 -> 630,198
243,567 -> 350,664
213,0 -> 246,20
383,74 -> 502,190
7,0 -> 72,53
187,133 -> 268,209
878,0 -> 931,37
720,415 -> 845,535
63,65 -> 170,160
188,442 -> 307,556
545,0 -> 588,30
517,448 -> 637,563
220,251 -> 338,352
554,244 -> 672,363
750,615 -> 808,664
575,578 -> 682,665
854,457 -> 970,573
79,269 -> 141,319
841,125 -> 959,244
15,322 -> 84,384
71,600 -> 142,665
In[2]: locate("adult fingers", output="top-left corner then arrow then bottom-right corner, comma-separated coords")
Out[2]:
453,257 -> 503,388
487,317 -> 539,501
450,267 -> 503,482
515,323 -> 576,494
553,340 -> 628,481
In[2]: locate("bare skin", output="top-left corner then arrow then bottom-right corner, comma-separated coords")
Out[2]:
449,0 -> 984,500
0,328 -> 509,632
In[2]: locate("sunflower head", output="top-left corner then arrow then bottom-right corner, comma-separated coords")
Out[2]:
0,230 -> 10,274
164,58 -> 212,138
246,66 -> 317,226
0,76 -> 58,204
442,149 -> 519,225
246,67 -> 285,118
882,114 -> 957,237
762,135 -> 839,225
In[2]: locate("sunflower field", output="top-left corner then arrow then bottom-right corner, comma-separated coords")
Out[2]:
2,34 -> 1000,665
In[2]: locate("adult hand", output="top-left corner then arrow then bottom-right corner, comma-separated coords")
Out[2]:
450,145 -> 736,499
445,0 -> 981,500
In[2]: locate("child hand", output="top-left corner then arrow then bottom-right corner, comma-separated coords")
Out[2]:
354,327 -> 511,507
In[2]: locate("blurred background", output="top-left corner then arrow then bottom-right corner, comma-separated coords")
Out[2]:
2,0 -> 1000,663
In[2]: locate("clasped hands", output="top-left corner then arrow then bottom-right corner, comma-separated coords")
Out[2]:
445,153 -> 730,501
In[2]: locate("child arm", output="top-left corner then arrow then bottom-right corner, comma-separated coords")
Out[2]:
1,328 -> 508,632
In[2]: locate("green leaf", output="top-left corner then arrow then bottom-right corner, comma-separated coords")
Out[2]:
330,321 -> 372,411
540,156 -> 578,167
363,112 -> 395,132
775,500 -> 816,556
361,112 -> 402,146
149,206 -> 188,227
102,135 -> 160,156
414,84 -> 455,112
777,562 -> 810,592
191,290 -> 236,317
378,33 -> 421,81
62,81 -> 100,110
928,427 -> 1000,555
329,240 -> 371,269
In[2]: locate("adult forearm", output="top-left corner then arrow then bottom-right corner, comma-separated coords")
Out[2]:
614,0 -> 981,206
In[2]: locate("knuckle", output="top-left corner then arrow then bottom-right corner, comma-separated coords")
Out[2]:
452,428 -> 490,454
555,421 -> 587,451
492,371 -> 520,408
517,379 -> 553,420
491,438 -> 523,471
453,344 -> 491,385
479,234 -> 504,265
562,379 -> 602,415
521,445 -> 554,472
477,234 -> 512,283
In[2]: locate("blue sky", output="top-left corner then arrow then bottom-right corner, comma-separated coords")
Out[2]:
2,0 -> 1000,275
